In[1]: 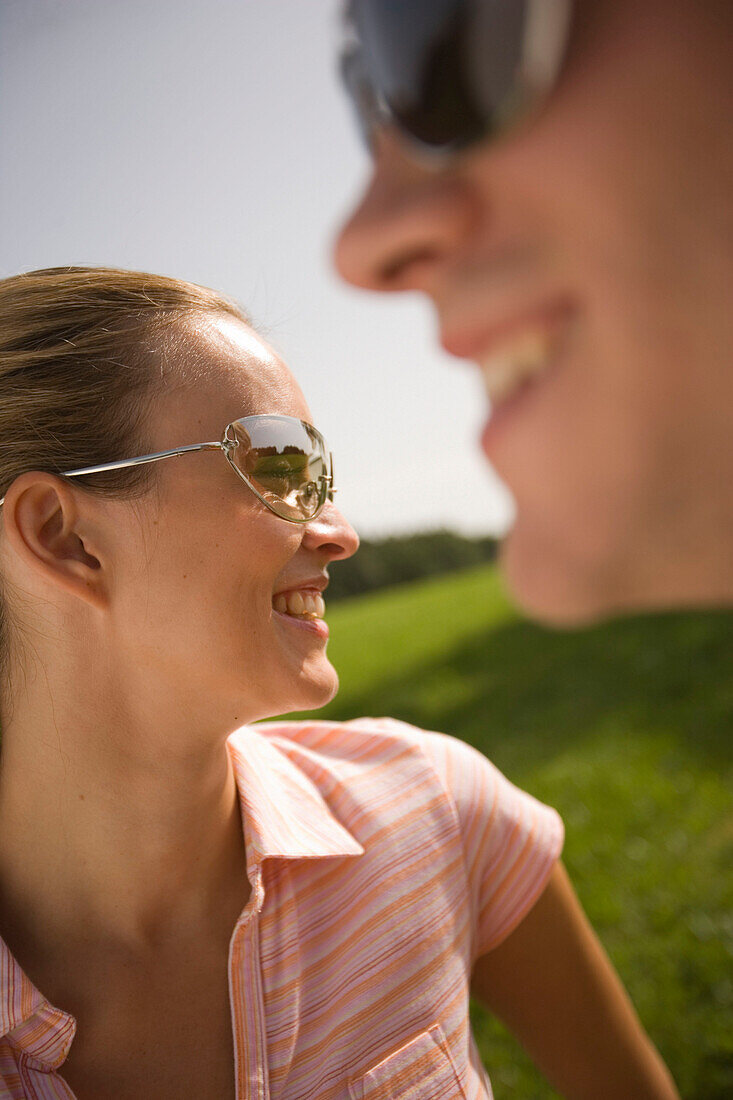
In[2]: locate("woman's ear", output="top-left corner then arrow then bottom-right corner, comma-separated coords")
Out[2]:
1,473 -> 109,612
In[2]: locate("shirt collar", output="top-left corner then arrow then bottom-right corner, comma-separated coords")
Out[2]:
0,938 -> 76,1069
0,723 -> 361,1067
227,724 -> 364,877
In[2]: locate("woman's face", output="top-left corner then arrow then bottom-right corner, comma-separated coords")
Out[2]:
109,316 -> 359,725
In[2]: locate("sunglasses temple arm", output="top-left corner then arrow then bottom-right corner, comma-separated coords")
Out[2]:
0,442 -> 223,507
61,442 -> 225,477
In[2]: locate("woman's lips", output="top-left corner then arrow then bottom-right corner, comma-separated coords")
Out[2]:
273,589 -> 325,619
272,586 -> 329,638
272,607 -> 329,639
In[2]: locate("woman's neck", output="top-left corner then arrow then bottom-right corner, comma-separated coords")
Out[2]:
0,666 -> 252,957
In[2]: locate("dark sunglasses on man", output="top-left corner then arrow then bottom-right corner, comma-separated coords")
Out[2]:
340,0 -> 573,160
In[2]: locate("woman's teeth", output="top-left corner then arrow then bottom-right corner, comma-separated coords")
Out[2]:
273,590 -> 326,620
477,328 -> 558,404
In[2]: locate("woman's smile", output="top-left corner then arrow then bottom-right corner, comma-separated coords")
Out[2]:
272,582 -> 329,639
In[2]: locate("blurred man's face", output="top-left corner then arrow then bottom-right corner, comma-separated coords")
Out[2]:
335,0 -> 733,623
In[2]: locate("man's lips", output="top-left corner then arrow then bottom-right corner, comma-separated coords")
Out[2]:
441,303 -> 577,408
439,298 -> 576,362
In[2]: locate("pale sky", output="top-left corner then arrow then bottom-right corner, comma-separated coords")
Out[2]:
0,0 -> 514,538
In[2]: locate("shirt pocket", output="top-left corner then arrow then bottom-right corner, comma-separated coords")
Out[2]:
347,1024 -> 468,1100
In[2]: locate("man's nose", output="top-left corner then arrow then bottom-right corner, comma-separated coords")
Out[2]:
333,130 -> 475,294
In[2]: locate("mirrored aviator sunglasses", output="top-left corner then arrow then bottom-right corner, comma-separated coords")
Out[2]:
223,415 -> 334,523
0,414 -> 335,525
340,0 -> 573,159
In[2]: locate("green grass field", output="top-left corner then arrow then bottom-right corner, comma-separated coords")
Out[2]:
295,563 -> 733,1099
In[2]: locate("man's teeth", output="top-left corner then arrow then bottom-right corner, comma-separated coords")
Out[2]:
273,590 -> 326,620
477,329 -> 556,404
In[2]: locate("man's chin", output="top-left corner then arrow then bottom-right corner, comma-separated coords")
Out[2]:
499,529 -> 625,629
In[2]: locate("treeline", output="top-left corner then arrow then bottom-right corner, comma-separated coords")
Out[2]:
326,529 -> 499,602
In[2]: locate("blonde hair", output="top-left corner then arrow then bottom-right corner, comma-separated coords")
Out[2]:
0,264 -> 247,697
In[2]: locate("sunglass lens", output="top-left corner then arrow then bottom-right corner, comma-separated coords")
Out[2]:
230,417 -> 328,521
346,0 -> 487,150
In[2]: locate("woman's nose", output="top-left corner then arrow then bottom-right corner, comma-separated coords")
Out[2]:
302,503 -> 360,562
333,129 -> 474,294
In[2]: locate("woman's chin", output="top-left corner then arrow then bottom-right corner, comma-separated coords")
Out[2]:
300,665 -> 340,710
270,664 -> 339,718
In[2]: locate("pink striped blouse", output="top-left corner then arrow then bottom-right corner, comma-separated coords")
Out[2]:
0,717 -> 563,1099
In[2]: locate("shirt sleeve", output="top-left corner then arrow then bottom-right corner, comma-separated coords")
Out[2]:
392,720 -> 565,963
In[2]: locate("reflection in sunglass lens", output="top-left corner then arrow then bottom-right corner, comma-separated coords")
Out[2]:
229,416 -> 328,521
